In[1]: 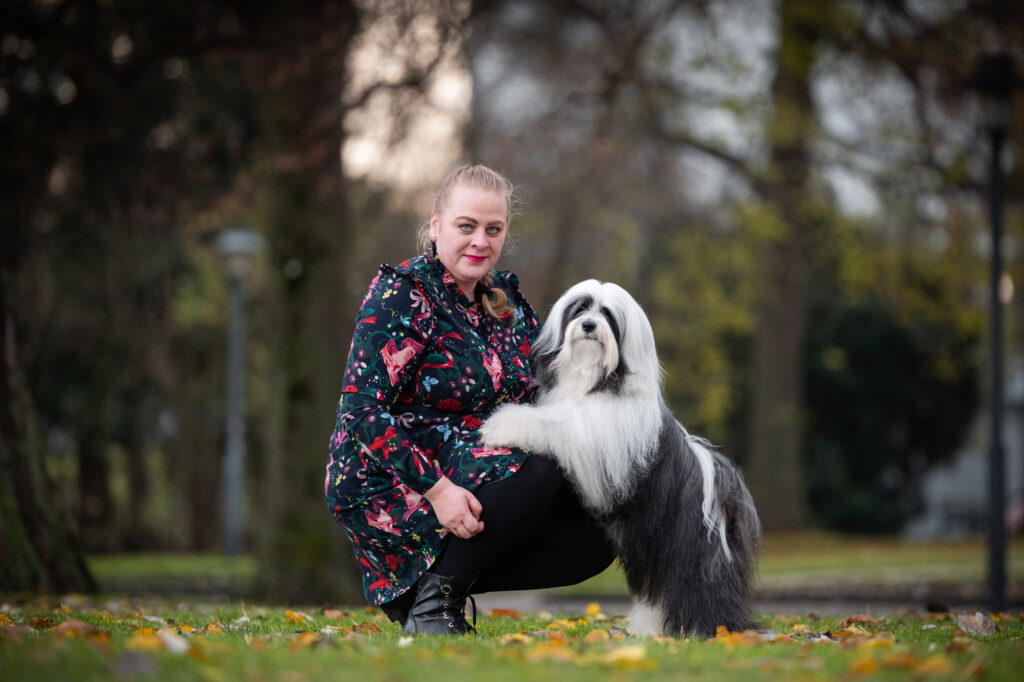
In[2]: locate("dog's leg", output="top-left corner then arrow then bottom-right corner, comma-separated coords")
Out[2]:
626,600 -> 665,638
479,403 -> 562,453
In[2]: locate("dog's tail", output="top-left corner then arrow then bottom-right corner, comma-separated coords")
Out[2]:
677,423 -> 763,635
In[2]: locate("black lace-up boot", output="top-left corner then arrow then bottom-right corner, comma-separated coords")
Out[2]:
403,573 -> 476,635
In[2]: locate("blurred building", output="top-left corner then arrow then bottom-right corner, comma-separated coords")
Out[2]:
904,355 -> 1024,538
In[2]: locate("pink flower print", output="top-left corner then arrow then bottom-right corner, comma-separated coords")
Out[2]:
483,348 -> 503,390
380,337 -> 424,385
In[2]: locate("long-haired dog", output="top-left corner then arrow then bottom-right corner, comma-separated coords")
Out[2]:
480,280 -> 761,638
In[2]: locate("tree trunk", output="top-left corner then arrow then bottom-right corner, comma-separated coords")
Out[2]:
0,268 -> 96,593
255,6 -> 364,605
743,0 -> 820,530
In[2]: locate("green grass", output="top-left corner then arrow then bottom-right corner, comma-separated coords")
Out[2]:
2,595 -> 1022,681
556,533 -> 1024,597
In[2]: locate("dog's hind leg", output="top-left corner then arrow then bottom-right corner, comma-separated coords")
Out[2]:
626,600 -> 665,637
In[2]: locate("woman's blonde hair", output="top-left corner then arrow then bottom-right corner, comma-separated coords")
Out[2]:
419,164 -> 518,322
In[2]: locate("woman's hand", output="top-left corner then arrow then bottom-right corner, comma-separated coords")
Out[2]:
424,477 -> 484,539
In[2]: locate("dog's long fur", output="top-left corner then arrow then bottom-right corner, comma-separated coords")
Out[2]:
480,279 -> 761,638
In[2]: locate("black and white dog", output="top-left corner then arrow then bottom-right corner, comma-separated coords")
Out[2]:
480,279 -> 761,638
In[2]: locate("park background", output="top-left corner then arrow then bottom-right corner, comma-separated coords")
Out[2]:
2,0 -> 1022,609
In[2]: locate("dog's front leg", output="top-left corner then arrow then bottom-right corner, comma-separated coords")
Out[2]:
479,403 -> 559,453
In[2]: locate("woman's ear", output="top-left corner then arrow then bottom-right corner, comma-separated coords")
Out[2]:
429,212 -> 439,240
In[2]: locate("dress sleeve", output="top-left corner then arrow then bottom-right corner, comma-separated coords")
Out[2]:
336,268 -> 443,493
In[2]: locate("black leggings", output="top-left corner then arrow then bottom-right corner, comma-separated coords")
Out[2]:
430,454 -> 616,593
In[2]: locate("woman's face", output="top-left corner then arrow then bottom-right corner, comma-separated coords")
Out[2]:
430,184 -> 508,299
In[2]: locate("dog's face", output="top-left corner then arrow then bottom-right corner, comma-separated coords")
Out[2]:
532,280 -> 660,397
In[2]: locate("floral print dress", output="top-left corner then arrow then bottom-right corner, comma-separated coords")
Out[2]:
325,250 -> 540,606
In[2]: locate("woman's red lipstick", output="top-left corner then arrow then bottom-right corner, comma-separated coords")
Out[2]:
464,254 -> 486,263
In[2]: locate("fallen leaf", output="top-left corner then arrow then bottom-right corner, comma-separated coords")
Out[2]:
0,614 -> 12,627
500,633 -> 531,644
956,612 -> 995,638
322,609 -> 344,619
601,645 -> 656,670
397,636 -> 414,648
1,624 -> 35,642
882,652 -> 921,669
351,622 -> 382,635
53,619 -> 96,637
286,609 -> 311,624
713,626 -> 763,650
126,633 -> 166,652
157,629 -> 191,655
846,656 -> 880,676
489,608 -> 521,619
585,629 -> 610,642
524,642 -> 575,662
841,615 -> 878,628
915,654 -> 955,676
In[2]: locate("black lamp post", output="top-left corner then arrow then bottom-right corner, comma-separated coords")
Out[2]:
968,53 -> 1021,613
214,227 -> 264,556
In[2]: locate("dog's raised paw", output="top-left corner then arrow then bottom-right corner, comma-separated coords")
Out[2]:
478,406 -> 525,448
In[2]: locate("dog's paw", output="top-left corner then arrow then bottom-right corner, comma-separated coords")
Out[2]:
479,405 -> 529,448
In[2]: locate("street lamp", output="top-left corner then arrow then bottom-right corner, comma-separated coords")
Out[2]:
214,227 -> 264,556
968,52 -> 1021,613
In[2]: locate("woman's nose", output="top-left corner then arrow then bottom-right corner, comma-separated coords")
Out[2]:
471,230 -> 489,247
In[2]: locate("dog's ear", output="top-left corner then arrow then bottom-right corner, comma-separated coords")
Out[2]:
531,347 -> 557,393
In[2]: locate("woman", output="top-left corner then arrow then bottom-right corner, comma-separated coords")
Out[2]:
325,164 -> 614,634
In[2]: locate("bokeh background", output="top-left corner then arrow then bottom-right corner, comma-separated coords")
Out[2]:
2,0 -> 1022,604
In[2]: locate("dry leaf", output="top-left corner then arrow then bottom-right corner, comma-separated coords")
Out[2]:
601,645 -> 656,670
500,633 -> 531,644
0,614 -> 12,627
351,622 -> 382,635
713,626 -> 763,650
322,609 -> 344,619
585,629 -> 610,642
846,656 -> 880,676
157,628 -> 191,655
489,608 -> 521,619
882,652 -> 921,669
126,633 -> 166,652
915,654 -> 955,676
841,615 -> 878,628
286,609 -> 311,624
956,612 -> 995,638
53,619 -> 96,637
524,642 -> 574,662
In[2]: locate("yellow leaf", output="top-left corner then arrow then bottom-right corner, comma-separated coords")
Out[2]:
524,642 -> 575,662
882,652 -> 921,669
915,654 -> 955,676
713,627 -> 763,650
0,614 -> 13,627
790,623 -> 810,633
178,624 -> 195,633
204,624 -> 223,635
601,645 -> 657,670
847,656 -> 880,676
126,633 -> 166,651
286,610 -> 311,624
291,631 -> 320,650
547,619 -> 578,631
500,633 -> 531,644
585,629 -> 610,642
137,627 -> 157,636
859,635 -> 894,649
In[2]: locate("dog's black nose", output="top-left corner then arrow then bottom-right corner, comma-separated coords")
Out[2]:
581,319 -> 597,333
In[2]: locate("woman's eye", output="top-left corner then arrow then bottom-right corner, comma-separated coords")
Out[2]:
486,226 -> 502,236
458,223 -> 473,232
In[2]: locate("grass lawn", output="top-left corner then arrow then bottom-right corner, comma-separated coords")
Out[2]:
556,532 -> 1024,598
2,594 -> 1022,681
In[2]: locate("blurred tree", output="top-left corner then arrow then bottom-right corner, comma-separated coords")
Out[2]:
465,0 -> 1021,531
